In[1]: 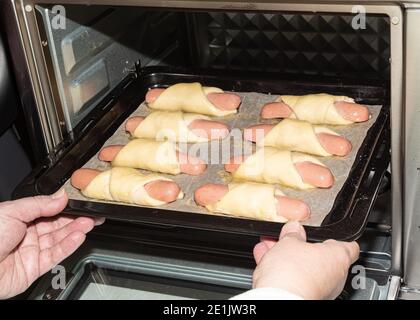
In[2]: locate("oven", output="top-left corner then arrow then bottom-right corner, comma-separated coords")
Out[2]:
1,0 -> 417,299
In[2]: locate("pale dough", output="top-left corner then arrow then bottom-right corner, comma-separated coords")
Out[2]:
148,82 -> 237,117
258,119 -> 339,157
112,139 -> 181,175
279,93 -> 355,125
82,167 -> 184,207
206,182 -> 287,222
133,111 -> 211,143
233,147 -> 327,189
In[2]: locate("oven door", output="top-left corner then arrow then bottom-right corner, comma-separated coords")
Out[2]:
25,212 -> 394,301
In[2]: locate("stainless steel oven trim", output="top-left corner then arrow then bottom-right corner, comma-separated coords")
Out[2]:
11,0 -> 65,153
403,8 -> 420,290
13,0 -> 404,275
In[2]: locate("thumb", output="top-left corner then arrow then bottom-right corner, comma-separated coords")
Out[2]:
279,221 -> 307,242
0,189 -> 68,223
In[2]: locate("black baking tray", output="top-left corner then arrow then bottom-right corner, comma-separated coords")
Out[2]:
13,67 -> 390,242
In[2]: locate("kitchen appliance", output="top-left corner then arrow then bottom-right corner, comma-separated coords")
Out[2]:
2,0 -> 418,299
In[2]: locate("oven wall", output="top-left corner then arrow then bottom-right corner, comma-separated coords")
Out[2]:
39,6 -> 391,132
37,5 -> 190,131
188,12 -> 390,81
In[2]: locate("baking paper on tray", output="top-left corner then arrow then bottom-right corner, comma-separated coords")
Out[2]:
64,92 -> 381,227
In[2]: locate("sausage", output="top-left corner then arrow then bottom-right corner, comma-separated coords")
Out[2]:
70,168 -> 101,191
125,116 -> 230,140
243,124 -> 352,157
145,88 -> 241,111
225,156 -> 334,188
260,102 -> 293,119
316,133 -> 352,157
194,183 -> 229,207
224,155 -> 248,173
261,101 -> 370,123
294,161 -> 334,188
70,168 -> 181,203
334,101 -> 370,122
187,119 -> 230,140
98,145 -> 207,176
194,183 -> 310,221
206,92 -> 242,111
125,116 -> 144,135
144,180 -> 182,203
176,152 -> 207,176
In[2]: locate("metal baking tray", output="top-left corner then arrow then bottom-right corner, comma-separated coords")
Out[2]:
14,67 -> 390,241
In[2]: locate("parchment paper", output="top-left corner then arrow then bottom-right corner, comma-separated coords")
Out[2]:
64,92 -> 381,227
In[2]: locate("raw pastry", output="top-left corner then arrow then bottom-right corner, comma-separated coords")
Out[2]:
79,167 -> 184,206
232,147 -> 331,189
147,82 -> 238,117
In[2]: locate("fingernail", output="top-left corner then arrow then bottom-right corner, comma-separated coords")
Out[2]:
51,188 -> 66,199
94,217 -> 106,226
280,221 -> 305,239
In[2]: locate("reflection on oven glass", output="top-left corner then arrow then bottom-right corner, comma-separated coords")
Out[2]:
67,263 -> 242,300
79,283 -> 192,300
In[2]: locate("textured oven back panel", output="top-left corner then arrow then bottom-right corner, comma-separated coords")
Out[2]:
188,12 -> 390,81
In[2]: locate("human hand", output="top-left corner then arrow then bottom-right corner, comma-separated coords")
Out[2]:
0,189 -> 104,299
252,221 -> 360,300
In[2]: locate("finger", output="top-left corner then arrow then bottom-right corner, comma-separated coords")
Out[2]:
0,189 -> 68,223
94,217 -> 106,226
279,221 -> 307,242
35,216 -> 80,236
342,241 -> 360,264
253,242 -> 270,265
39,231 -> 86,275
36,215 -> 105,237
38,217 -> 95,251
261,239 -> 277,250
324,240 -> 360,265
260,236 -> 277,244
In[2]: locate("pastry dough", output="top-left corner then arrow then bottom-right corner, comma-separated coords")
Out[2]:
132,111 -> 211,143
233,147 -> 327,189
258,119 -> 339,157
278,93 -> 355,125
82,167 -> 184,206
205,182 -> 287,222
148,82 -> 237,117
112,139 -> 181,175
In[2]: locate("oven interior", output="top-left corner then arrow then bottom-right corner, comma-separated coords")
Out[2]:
12,3 -> 396,298
36,5 -> 391,133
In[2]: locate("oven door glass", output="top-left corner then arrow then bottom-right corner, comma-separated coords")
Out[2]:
66,263 -> 242,300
